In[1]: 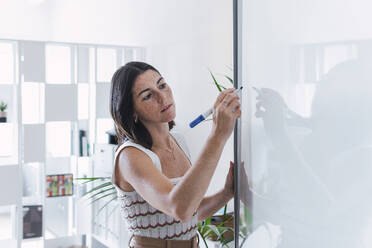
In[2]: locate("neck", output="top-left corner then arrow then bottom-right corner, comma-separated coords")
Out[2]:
141,120 -> 173,149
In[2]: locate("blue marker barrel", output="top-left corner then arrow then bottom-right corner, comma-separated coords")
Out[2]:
189,114 -> 205,128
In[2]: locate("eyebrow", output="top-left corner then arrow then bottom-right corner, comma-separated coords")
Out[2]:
137,77 -> 164,97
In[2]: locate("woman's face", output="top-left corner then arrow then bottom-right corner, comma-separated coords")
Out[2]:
132,69 -> 176,124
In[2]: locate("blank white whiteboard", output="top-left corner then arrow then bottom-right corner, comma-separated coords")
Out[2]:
240,1 -> 372,247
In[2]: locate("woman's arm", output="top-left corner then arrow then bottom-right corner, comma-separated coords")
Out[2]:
196,160 -> 236,221
118,129 -> 226,222
196,189 -> 232,222
118,89 -> 241,222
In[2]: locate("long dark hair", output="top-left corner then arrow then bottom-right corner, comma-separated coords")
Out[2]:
110,61 -> 175,149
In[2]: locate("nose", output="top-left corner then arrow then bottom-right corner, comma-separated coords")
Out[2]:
156,90 -> 167,104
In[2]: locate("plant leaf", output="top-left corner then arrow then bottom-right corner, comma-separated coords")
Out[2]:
218,215 -> 234,227
86,187 -> 116,200
224,75 -> 234,85
205,216 -> 211,225
96,196 -> 117,216
199,234 -> 209,248
75,177 -> 110,185
206,225 -> 223,239
83,182 -> 113,197
75,177 -> 110,181
89,191 -> 117,205
209,70 -> 223,92
221,236 -> 234,246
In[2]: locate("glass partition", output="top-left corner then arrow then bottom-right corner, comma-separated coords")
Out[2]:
239,1 -> 372,247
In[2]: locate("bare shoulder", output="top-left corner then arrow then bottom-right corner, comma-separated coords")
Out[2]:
115,145 -> 175,211
117,146 -> 153,175
113,146 -> 153,192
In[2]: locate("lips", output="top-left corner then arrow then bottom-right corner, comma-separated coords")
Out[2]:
161,104 -> 172,112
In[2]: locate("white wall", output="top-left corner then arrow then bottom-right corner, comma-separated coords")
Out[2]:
0,0 -> 51,41
49,0 -> 234,202
0,0 -> 234,207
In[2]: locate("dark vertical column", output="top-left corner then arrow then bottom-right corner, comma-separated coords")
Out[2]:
233,0 -> 242,247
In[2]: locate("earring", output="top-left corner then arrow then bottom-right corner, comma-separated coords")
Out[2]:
134,116 -> 138,124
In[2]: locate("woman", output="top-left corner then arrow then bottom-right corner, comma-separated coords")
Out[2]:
110,61 -> 241,248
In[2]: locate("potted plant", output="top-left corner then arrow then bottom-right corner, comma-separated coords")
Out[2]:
0,101 -> 8,123
208,206 -> 234,242
198,212 -> 234,248
198,205 -> 252,248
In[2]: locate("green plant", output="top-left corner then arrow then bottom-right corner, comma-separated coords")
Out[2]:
75,176 -> 117,215
198,213 -> 234,248
0,101 -> 7,112
208,68 -> 234,93
205,68 -> 234,122
198,205 -> 253,248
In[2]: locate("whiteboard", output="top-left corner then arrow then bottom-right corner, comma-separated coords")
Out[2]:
239,0 -> 372,247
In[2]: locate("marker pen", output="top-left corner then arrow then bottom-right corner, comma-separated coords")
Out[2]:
189,86 -> 243,128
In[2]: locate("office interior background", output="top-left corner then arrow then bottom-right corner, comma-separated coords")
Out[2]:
0,0 -> 234,248
2,0 -> 372,247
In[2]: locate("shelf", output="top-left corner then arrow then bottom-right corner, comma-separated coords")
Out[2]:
0,157 -> 17,166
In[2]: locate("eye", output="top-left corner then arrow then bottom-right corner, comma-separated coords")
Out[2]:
143,93 -> 152,101
159,83 -> 167,89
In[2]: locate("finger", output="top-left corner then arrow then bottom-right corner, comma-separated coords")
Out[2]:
214,88 -> 235,109
228,99 -> 241,111
219,94 -> 239,109
230,161 -> 245,166
232,107 -> 242,118
224,92 -> 240,107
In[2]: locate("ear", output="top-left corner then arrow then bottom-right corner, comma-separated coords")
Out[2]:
133,113 -> 139,122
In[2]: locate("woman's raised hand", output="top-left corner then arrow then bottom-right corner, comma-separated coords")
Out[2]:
211,88 -> 242,142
